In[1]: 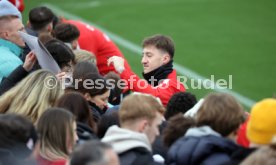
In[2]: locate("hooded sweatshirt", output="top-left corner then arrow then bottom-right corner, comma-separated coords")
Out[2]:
102,125 -> 151,154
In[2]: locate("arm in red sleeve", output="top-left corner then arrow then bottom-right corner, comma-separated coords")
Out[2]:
120,68 -> 185,106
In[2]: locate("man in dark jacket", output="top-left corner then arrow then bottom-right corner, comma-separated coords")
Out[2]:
166,93 -> 245,165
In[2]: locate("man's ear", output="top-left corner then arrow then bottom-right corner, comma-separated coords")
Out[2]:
162,54 -> 171,65
0,31 -> 9,39
46,23 -> 53,33
137,119 -> 148,133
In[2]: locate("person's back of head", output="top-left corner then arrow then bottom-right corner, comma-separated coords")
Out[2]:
72,61 -> 99,80
28,6 -> 54,33
163,114 -> 195,147
0,70 -> 63,123
70,140 -> 119,165
53,23 -> 80,50
0,114 -> 36,154
246,98 -> 276,146
143,34 -> 175,59
241,143 -> 276,165
45,39 -> 75,71
119,93 -> 165,143
0,114 -> 37,164
165,92 -> 197,120
73,49 -> 97,65
97,112 -> 120,138
37,108 -> 77,161
196,93 -> 245,138
55,92 -> 96,131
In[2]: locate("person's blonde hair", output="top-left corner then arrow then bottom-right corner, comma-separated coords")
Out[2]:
119,93 -> 165,126
0,70 -> 63,123
73,49 -> 97,65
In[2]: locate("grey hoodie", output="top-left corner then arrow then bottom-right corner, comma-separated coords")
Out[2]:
101,125 -> 152,154
185,125 -> 221,137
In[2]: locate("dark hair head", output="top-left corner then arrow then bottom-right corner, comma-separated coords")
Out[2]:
0,114 -> 33,148
73,61 -> 99,80
53,23 -> 80,43
29,6 -> 54,31
72,73 -> 109,97
163,114 -> 195,147
97,112 -> 120,138
45,39 -> 75,69
142,34 -> 175,58
55,92 -> 96,131
70,140 -> 113,165
0,114 -> 36,159
165,92 -> 197,120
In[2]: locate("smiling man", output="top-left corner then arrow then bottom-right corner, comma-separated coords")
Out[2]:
108,34 -> 185,106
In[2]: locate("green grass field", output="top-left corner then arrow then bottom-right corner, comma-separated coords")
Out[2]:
23,0 -> 276,109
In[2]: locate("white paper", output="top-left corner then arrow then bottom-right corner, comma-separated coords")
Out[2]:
19,31 -> 61,74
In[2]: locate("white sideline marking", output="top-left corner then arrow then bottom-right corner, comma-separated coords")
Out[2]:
43,3 -> 256,108
63,1 -> 101,8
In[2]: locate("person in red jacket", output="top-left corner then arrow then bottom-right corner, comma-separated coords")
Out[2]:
108,34 -> 185,106
63,19 -> 131,76
8,0 -> 24,12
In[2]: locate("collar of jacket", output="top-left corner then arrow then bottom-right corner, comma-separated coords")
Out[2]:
89,102 -> 106,115
142,60 -> 173,87
0,39 -> 22,57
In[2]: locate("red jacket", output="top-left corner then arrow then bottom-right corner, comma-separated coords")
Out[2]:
120,68 -> 185,106
9,0 -> 24,12
237,114 -> 250,147
36,154 -> 66,165
65,20 -> 131,75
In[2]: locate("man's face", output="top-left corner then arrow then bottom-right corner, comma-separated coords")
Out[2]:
141,45 -> 166,74
144,112 -> 163,144
6,18 -> 25,47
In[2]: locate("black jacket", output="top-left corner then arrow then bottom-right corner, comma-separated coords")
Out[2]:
120,147 -> 163,165
89,102 -> 105,123
77,122 -> 98,143
167,126 -> 241,165
0,65 -> 28,96
152,121 -> 168,160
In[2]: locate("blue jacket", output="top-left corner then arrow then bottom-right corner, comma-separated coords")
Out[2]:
166,126 -> 240,165
0,39 -> 23,82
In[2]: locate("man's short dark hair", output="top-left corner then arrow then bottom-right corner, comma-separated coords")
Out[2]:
53,23 -> 80,43
165,92 -> 197,120
142,34 -> 175,58
29,6 -> 54,31
44,39 -> 75,68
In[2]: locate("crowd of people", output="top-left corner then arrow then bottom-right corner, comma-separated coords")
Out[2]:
0,1 -> 275,165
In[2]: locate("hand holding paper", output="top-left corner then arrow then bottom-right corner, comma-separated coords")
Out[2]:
23,51 -> 37,72
19,31 -> 61,74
